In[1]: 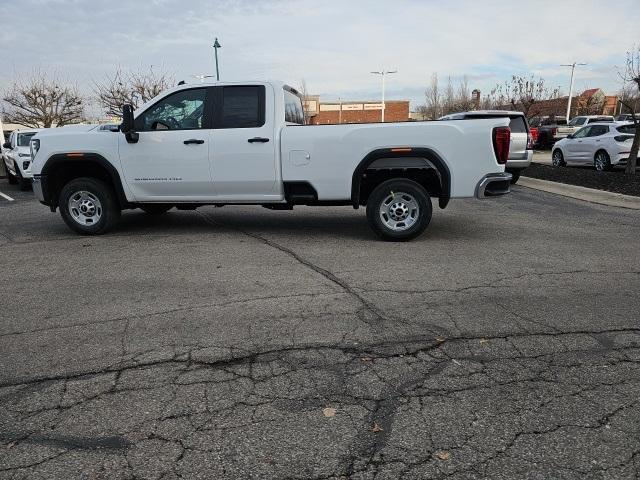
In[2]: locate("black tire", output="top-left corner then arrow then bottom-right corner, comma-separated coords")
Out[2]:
5,162 -> 18,185
552,149 -> 565,167
139,204 -> 173,215
15,167 -> 30,191
594,150 -> 611,172
366,179 -> 432,241
508,170 -> 521,184
59,177 -> 121,235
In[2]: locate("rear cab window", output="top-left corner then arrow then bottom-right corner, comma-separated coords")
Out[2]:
508,116 -> 527,134
284,88 -> 304,125
218,85 -> 265,129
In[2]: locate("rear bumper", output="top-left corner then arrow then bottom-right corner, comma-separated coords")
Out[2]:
475,173 -> 512,198
506,150 -> 533,170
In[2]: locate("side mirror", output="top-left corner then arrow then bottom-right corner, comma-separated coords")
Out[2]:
120,104 -> 139,143
2,142 -> 11,149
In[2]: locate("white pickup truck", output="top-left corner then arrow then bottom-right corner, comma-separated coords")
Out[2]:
30,81 -> 512,241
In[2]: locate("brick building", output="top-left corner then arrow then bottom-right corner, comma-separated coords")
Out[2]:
303,97 -> 410,124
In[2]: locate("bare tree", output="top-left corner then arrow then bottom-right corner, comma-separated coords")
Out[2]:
423,73 -> 441,120
2,72 -> 84,128
94,66 -> 173,117
418,74 -> 478,118
296,79 -> 313,125
486,75 -> 560,120
575,89 -> 605,116
618,44 -> 640,174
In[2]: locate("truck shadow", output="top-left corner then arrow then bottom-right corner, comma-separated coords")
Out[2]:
114,205 -> 486,243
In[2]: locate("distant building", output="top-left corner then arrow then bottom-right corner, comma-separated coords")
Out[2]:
525,89 -> 619,119
303,97 -> 410,124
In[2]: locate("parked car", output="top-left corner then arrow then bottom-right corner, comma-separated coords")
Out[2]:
531,116 -> 567,149
615,113 -> 639,122
29,80 -> 513,241
551,122 -> 637,171
558,115 -> 614,139
438,110 -> 532,184
3,128 -> 41,190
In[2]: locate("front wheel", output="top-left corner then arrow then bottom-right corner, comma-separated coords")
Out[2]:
59,177 -> 121,235
366,179 -> 432,241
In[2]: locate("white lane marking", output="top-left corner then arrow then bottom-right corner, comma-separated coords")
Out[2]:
0,191 -> 15,201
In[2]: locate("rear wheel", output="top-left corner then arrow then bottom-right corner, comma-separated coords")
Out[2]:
366,179 -> 432,241
508,170 -> 521,184
59,177 -> 121,235
594,150 -> 611,172
552,149 -> 565,167
140,204 -> 173,215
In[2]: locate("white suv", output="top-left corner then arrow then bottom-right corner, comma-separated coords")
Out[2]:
3,129 -> 41,190
439,111 -> 533,184
551,122 -> 636,171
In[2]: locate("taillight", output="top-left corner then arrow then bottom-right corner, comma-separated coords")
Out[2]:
551,127 -> 557,137
527,132 -> 533,149
493,127 -> 510,165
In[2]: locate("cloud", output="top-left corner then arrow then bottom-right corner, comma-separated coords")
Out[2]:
0,0 -> 638,107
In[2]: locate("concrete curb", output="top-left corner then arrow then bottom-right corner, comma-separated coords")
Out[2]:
518,176 -> 640,210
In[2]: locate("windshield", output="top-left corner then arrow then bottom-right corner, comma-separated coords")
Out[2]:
17,133 -> 36,147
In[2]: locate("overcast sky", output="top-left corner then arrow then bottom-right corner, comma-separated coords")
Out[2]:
1,0 -> 638,109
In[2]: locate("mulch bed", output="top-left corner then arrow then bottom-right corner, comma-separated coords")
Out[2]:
523,163 -> 640,197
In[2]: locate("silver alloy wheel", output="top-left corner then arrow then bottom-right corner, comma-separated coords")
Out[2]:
595,152 -> 607,171
379,191 -> 419,232
68,191 -> 102,226
552,150 -> 563,167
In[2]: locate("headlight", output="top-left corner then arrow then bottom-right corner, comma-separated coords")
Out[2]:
30,139 -> 40,161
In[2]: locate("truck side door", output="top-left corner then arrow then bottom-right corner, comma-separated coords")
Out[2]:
118,87 -> 215,201
210,85 -> 280,201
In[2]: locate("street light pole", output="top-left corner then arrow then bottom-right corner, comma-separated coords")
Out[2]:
561,62 -> 587,121
371,70 -> 397,122
213,38 -> 222,81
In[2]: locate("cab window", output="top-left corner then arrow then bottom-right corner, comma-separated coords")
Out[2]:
136,88 -> 207,131
284,89 -> 304,125
587,125 -> 608,137
573,126 -> 590,138
568,117 -> 586,127
218,86 -> 265,129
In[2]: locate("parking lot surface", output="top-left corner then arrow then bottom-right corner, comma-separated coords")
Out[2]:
1,181 -> 639,479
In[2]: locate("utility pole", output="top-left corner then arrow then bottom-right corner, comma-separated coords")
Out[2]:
561,62 -> 587,121
213,38 -> 222,81
371,69 -> 397,122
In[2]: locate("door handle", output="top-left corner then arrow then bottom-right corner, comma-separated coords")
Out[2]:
248,137 -> 270,143
184,139 -> 205,145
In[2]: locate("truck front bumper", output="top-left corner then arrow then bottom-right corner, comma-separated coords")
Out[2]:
475,173 -> 512,198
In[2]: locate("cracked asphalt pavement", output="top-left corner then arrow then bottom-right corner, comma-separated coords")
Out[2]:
0,182 -> 639,479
